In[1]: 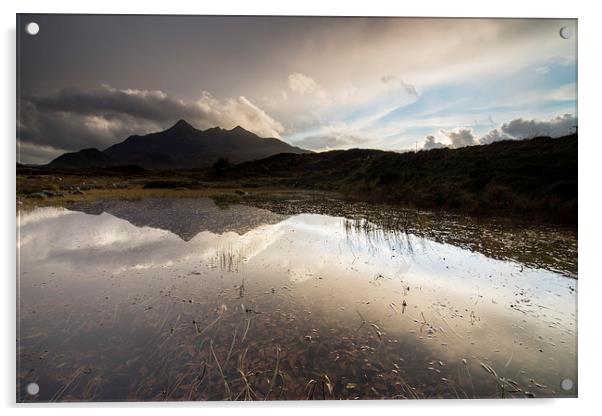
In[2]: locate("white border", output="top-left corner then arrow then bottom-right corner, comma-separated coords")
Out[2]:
2,1 -> 600,415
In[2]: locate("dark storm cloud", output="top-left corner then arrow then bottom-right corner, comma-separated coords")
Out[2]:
17,141 -> 66,166
30,85 -> 198,122
18,91 -> 162,152
17,85 -> 285,163
20,99 -> 127,149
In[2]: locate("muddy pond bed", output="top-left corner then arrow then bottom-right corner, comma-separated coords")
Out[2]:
17,195 -> 577,401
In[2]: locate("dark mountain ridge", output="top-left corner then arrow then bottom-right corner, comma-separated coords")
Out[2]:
19,133 -> 577,225
48,120 -> 309,169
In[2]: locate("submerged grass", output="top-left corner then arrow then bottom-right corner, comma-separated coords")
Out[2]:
17,293 -> 553,401
17,176 -> 576,401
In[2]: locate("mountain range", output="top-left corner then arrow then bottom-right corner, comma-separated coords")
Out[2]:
48,120 -> 309,170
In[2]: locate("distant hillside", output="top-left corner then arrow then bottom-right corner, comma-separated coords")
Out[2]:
48,120 -> 309,169
225,134 -> 578,224
49,148 -> 119,169
31,132 -> 577,225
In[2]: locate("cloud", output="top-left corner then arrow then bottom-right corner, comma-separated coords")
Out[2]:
381,75 -> 418,97
443,128 -> 478,148
18,85 -> 284,163
29,84 -> 193,122
420,128 -> 478,150
17,141 -> 67,165
545,83 -> 577,102
288,73 -> 320,95
477,114 -> 577,146
195,92 -> 284,138
18,97 -> 154,153
479,129 -> 513,145
420,113 -> 577,151
294,133 -> 364,151
500,113 -> 577,139
17,17 -> 576,158
423,135 -> 446,150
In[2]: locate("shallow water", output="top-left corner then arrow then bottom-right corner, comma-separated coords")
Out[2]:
17,197 -> 577,401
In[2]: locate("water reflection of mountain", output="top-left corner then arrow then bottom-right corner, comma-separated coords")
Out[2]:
64,196 -> 576,277
67,198 -> 288,241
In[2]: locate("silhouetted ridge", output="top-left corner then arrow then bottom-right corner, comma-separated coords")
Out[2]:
48,148 -> 118,169
167,119 -> 196,133
48,120 -> 310,169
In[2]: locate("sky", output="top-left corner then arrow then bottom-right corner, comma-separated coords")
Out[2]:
17,15 -> 577,164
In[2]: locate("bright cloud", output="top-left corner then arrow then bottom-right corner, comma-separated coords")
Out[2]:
423,135 -> 446,150
288,73 -> 321,96
420,114 -> 577,150
443,128 -> 478,148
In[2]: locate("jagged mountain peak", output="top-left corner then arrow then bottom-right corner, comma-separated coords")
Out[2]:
167,119 -> 196,132
229,125 -> 249,133
48,120 -> 310,170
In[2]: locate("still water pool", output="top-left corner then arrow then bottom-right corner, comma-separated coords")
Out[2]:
17,197 -> 577,401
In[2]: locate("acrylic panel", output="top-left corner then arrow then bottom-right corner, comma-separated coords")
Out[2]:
16,14 -> 577,402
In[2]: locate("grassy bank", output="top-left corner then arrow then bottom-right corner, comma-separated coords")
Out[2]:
17,134 -> 577,225
225,134 -> 578,225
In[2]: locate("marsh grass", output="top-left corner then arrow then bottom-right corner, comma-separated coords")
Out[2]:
17,295 -> 547,402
